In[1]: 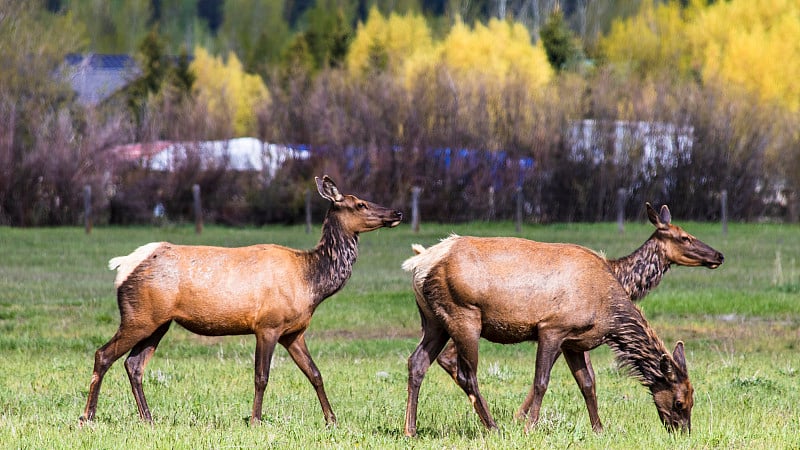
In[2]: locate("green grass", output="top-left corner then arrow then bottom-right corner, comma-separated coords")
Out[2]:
1,221 -> 799,449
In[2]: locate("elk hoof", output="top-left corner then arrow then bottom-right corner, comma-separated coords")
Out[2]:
77,415 -> 93,428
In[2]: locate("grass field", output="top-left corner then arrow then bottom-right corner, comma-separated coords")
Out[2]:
1,219 -> 798,449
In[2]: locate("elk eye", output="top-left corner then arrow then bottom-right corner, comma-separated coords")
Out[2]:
675,400 -> 683,410
357,202 -> 367,209
681,236 -> 691,243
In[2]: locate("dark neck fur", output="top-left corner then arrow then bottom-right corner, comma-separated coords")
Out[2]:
306,212 -> 359,306
604,302 -> 671,390
607,237 -> 670,301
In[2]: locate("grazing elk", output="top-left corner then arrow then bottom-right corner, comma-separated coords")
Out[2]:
432,203 -> 724,430
79,176 -> 402,426
402,230 -> 703,436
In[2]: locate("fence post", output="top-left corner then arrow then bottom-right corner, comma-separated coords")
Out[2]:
411,186 -> 421,233
617,188 -> 625,234
515,186 -> 522,233
786,189 -> 798,223
487,186 -> 495,221
721,189 -> 728,235
192,184 -> 203,235
305,189 -> 312,234
83,184 -> 92,235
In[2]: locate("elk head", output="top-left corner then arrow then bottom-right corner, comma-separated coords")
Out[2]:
647,203 -> 724,269
651,341 -> 693,433
316,176 -> 403,232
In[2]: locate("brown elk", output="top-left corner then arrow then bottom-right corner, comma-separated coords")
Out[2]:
79,176 -> 402,426
431,203 -> 724,431
402,204 -> 722,436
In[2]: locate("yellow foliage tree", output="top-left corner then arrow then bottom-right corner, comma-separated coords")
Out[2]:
347,9 -> 552,90
601,0 -> 690,79
438,18 -> 552,89
346,7 -> 435,78
190,46 -> 270,136
602,0 -> 800,112
687,0 -> 800,112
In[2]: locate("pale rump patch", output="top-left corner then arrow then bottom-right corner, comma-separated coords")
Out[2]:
410,243 -> 426,255
401,234 -> 459,292
109,242 -> 163,289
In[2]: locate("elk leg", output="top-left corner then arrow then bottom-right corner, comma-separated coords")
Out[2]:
251,331 -> 278,425
405,317 -> 450,437
281,332 -> 336,426
436,341 -> 458,380
563,349 -> 603,432
516,348 -> 562,420
449,329 -> 497,431
124,321 -> 172,422
79,324 -> 162,424
523,334 -> 564,432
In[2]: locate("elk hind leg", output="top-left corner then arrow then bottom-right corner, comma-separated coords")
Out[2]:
405,317 -> 450,437
448,325 -> 497,431
436,341 -> 458,380
80,323 -> 163,424
124,321 -> 172,422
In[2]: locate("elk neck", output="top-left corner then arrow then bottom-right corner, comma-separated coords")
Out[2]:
603,301 -> 674,390
305,212 -> 359,306
608,237 -> 670,301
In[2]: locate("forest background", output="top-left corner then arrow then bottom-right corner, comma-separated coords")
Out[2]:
1,0 -> 799,226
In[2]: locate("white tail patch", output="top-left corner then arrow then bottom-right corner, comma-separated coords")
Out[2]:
402,235 -> 460,292
410,244 -> 426,255
109,242 -> 163,289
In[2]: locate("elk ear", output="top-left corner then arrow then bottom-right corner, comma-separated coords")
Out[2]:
647,203 -> 670,230
659,205 -> 672,225
672,341 -> 688,373
315,175 -> 344,202
660,354 -> 678,383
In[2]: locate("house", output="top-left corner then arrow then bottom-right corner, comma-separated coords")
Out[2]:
567,119 -> 694,172
110,137 -> 310,179
63,54 -> 139,105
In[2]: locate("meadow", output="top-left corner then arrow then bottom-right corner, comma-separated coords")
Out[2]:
0,219 -> 798,449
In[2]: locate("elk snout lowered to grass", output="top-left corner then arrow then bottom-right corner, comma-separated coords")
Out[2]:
402,209 -> 704,435
79,176 -> 402,426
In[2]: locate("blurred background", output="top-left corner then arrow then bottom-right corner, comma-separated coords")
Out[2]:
1,0 -> 798,226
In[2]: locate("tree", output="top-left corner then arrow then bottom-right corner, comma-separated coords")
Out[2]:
190,47 -> 270,137
218,0 -> 291,75
126,27 -> 169,129
302,0 -> 354,70
540,7 -> 583,72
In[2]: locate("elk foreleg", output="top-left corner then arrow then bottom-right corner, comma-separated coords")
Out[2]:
563,349 -> 602,432
405,316 -> 450,437
516,348 -> 562,421
522,334 -> 564,432
251,331 -> 279,425
281,331 -> 336,426
124,321 -> 172,422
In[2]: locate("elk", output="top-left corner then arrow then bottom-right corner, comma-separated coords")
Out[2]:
431,203 -> 724,430
402,205 -> 719,435
79,176 -> 402,426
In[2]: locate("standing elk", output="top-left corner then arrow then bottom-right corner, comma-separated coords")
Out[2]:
431,203 -> 724,431
79,176 -> 402,426
402,203 -> 722,436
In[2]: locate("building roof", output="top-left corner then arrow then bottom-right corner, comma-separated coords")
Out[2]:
63,54 -> 140,105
